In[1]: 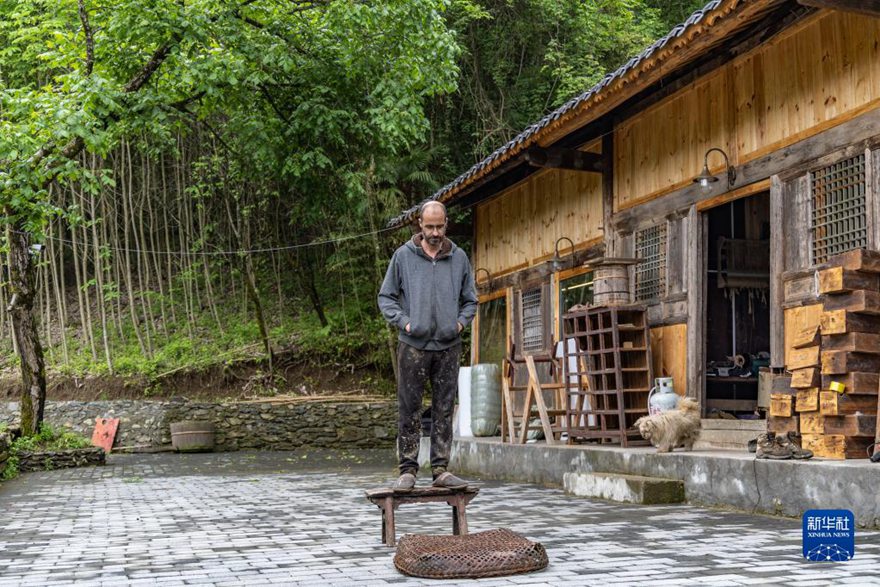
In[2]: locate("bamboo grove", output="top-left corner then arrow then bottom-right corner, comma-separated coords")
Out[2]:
0,0 -> 704,435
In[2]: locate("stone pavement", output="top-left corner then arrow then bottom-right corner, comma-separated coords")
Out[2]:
0,450 -> 878,586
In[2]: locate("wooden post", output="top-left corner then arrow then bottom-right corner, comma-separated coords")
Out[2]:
870,148 -> 880,251
685,205 -> 703,401
769,175 -> 785,369
602,131 -> 616,257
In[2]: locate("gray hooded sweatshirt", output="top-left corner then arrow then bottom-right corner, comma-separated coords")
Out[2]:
378,235 -> 477,351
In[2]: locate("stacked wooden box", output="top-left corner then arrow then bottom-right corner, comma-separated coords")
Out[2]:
768,374 -> 798,435
807,249 -> 880,459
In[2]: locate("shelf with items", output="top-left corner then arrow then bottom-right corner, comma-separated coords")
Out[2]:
561,304 -> 653,446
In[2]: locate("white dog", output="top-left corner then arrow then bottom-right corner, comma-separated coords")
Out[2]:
634,397 -> 701,453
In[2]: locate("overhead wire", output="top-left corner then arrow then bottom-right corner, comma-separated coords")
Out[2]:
13,224 -> 401,257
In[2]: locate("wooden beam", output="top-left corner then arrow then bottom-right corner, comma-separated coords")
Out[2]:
455,162 -> 538,210
474,242 -> 605,295
602,132 -> 616,257
612,105 -> 880,233
524,147 -> 603,173
797,0 -> 880,17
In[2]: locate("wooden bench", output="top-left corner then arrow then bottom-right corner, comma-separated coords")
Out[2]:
364,485 -> 480,546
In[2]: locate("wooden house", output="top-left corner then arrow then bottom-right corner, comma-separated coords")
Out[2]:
390,0 -> 880,419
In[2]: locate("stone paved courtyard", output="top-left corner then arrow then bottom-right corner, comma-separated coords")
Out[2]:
0,450 -> 878,586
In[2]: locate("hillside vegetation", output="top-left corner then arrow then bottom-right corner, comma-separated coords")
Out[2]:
0,0 -> 705,406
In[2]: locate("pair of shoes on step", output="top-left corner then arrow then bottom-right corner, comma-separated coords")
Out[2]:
393,471 -> 469,492
755,432 -> 813,460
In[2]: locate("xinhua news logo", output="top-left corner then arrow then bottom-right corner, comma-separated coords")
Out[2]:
803,509 -> 855,562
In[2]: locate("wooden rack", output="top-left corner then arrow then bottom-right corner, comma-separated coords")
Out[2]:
500,343 -> 566,445
561,304 -> 653,446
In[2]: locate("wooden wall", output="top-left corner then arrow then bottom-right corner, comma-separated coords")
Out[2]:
649,324 -> 688,397
474,167 -> 603,276
615,10 -> 880,211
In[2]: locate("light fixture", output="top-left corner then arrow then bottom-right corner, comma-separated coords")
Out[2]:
474,267 -> 491,285
693,147 -> 736,193
551,236 -> 575,271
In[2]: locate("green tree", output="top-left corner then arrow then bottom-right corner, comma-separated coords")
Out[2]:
433,0 -> 665,169
0,0 -> 460,435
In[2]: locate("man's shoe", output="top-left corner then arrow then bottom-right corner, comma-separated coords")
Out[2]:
747,438 -> 758,453
431,471 -> 468,489
393,472 -> 416,492
756,433 -> 792,460
780,431 -> 813,460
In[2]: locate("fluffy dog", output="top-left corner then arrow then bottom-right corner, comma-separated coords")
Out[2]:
634,397 -> 701,453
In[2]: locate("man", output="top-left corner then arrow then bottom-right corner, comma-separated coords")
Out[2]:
378,200 -> 477,491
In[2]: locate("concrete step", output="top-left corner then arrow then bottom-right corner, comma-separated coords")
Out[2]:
563,471 -> 685,504
694,418 -> 766,451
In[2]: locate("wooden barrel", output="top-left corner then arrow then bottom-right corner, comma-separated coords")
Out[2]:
170,420 -> 215,452
593,264 -> 632,306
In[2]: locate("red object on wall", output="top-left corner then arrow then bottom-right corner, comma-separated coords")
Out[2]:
91,417 -> 119,453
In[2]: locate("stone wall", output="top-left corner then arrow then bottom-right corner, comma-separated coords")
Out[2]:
0,399 -> 397,451
18,447 -> 105,473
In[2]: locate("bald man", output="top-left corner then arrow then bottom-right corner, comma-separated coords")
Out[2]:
378,201 -> 477,491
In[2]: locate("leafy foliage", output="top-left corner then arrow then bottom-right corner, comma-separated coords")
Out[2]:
0,0 -> 709,402
1,424 -> 91,479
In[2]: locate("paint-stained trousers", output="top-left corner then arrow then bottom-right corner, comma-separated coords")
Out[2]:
396,341 -> 460,477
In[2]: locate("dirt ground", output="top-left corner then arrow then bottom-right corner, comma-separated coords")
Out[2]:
0,359 -> 395,402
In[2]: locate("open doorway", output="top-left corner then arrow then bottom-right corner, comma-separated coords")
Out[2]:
704,193 -> 771,417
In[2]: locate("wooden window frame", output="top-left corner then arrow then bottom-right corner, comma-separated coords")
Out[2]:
809,153 -> 868,265
513,280 -> 552,359
634,223 -> 668,302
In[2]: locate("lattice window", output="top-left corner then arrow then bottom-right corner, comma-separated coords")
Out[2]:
520,286 -> 544,353
635,224 -> 667,302
811,154 -> 867,264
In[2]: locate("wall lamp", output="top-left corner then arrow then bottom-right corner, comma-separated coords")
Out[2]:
551,236 -> 575,271
693,147 -> 736,192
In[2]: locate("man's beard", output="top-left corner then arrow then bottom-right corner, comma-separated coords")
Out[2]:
425,235 -> 442,247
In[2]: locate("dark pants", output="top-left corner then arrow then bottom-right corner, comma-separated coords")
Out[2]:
396,342 -> 460,477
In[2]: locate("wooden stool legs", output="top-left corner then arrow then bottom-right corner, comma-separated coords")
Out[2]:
381,496 -> 397,546
449,494 -> 468,535
366,488 -> 480,547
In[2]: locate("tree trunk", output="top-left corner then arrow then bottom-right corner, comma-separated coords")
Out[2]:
300,249 -> 328,327
5,222 -> 47,436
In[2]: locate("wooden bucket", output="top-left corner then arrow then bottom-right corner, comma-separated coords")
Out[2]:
593,264 -> 631,306
170,420 -> 215,453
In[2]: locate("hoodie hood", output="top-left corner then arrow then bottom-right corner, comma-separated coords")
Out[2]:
409,234 -> 454,260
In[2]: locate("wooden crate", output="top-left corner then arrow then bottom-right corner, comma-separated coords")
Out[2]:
788,345 -> 820,370
769,394 -> 794,418
819,310 -> 880,335
795,388 -> 819,412
801,433 -> 874,460
817,266 -> 880,294
821,372 -> 880,395
767,415 -> 798,435
819,392 -> 878,416
821,351 -> 880,375
822,290 -> 880,316
826,248 -> 880,273
790,367 -> 821,389
822,414 -> 877,437
799,411 -> 825,434
821,332 -> 880,353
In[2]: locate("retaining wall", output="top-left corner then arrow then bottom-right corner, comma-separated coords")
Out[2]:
0,399 -> 397,451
